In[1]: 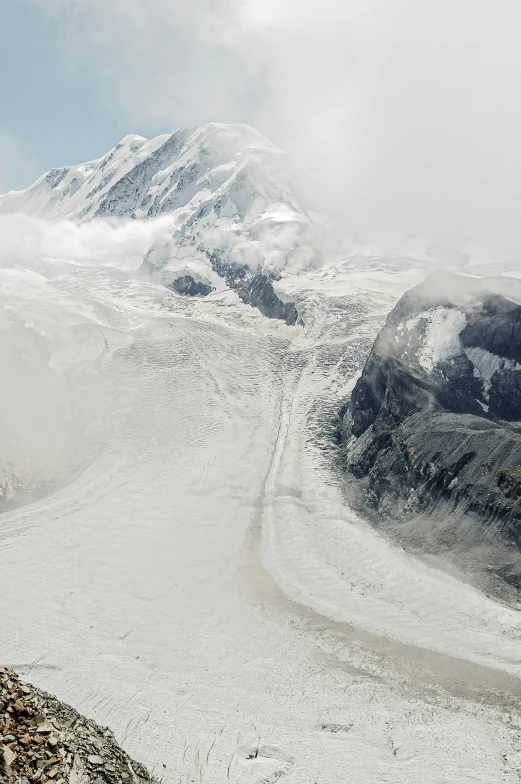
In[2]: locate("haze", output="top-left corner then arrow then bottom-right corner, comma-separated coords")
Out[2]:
3,0 -> 521,253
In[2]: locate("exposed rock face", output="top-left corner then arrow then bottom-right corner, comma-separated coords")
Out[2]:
141,236 -> 300,323
344,271 -> 521,577
168,275 -> 214,298
0,667 -> 157,784
209,253 -> 299,325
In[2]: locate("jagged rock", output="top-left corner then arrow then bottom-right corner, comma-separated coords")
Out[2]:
209,252 -> 299,325
0,668 -> 158,784
344,271 -> 521,587
168,275 -> 214,298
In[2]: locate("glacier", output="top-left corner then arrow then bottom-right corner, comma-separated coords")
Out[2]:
1,125 -> 521,783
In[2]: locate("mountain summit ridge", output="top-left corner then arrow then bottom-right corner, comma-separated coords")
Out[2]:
0,122 -> 313,323
0,122 -> 301,223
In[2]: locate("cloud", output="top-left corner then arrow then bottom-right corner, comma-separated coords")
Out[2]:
0,213 -> 175,270
230,0 -> 521,252
20,0 -> 255,129
16,0 -> 521,254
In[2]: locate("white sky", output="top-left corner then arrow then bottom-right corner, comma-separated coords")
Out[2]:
3,0 -> 521,250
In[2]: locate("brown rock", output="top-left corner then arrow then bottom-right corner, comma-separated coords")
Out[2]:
34,734 -> 44,745
21,733 -> 32,745
3,746 -> 16,767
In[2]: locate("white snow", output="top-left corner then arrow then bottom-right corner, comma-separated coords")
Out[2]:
403,307 -> 467,371
1,128 -> 521,782
464,345 -> 521,395
0,123 -> 317,284
0,248 -> 519,783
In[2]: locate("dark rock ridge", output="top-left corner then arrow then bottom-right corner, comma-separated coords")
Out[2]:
209,251 -> 299,326
142,242 -> 300,323
168,275 -> 214,298
344,271 -> 521,574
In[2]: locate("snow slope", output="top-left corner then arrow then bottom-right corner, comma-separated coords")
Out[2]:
0,124 -> 300,223
1,129 -> 521,782
0,124 -> 314,292
0,245 -> 520,783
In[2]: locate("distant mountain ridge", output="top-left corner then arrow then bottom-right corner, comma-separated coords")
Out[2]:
0,123 -> 311,323
0,123 -> 301,221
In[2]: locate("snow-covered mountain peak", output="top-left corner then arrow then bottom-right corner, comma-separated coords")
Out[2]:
0,122 -> 319,321
117,133 -> 147,146
0,122 -> 298,223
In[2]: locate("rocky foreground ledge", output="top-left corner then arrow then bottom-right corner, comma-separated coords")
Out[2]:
0,668 -> 157,784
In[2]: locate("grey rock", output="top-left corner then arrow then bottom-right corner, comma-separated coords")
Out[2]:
209,252 -> 299,325
344,271 -> 521,589
168,275 -> 214,298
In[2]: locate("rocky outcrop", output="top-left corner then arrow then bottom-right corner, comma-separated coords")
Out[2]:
141,238 -> 300,322
0,667 -> 157,784
344,271 -> 521,566
209,252 -> 299,325
168,275 -> 214,297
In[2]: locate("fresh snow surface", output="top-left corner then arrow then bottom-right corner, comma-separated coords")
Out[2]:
402,307 -> 467,372
1,235 -> 521,783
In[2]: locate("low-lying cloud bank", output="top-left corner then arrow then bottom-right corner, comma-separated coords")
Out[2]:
0,214 -> 176,270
